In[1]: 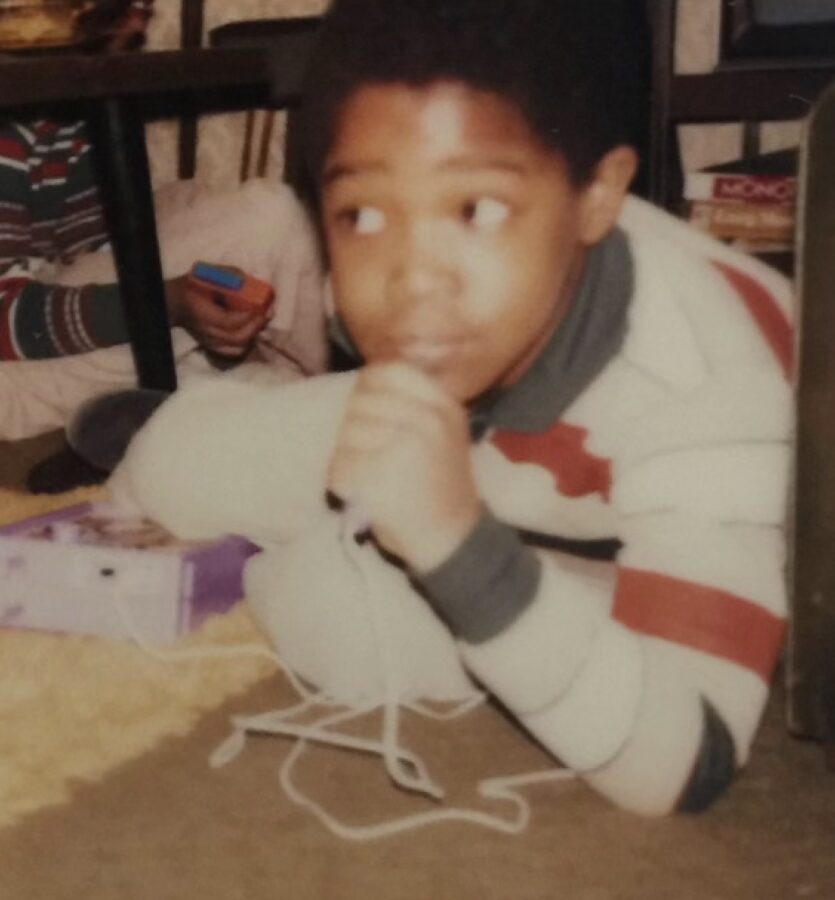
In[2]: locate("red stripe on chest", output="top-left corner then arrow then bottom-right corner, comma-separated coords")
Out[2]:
491,422 -> 612,500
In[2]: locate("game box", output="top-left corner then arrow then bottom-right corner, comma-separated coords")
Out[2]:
0,501 -> 260,642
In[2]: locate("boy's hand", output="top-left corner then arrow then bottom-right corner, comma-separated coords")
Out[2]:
328,361 -> 481,572
164,270 -> 272,358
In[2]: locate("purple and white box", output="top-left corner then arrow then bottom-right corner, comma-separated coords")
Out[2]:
0,501 -> 260,642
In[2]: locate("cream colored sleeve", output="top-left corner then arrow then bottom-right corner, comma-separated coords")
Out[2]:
111,371 -> 356,544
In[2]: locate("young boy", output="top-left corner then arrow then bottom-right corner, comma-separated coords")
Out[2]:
116,0 -> 793,816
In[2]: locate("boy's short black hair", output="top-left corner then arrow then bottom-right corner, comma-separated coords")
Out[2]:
297,0 -> 649,196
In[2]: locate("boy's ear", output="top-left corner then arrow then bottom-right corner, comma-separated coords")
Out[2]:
578,145 -> 638,246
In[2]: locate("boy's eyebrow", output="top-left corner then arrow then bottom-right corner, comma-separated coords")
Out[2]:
438,155 -> 530,177
324,155 -> 530,185
324,161 -> 386,184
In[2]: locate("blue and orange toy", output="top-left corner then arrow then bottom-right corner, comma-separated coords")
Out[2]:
188,262 -> 274,312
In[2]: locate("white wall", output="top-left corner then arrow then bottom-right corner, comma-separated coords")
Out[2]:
144,0 -> 805,189
676,0 -> 802,172
144,0 -> 328,188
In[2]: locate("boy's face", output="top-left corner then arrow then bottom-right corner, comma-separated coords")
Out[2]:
322,81 -> 627,403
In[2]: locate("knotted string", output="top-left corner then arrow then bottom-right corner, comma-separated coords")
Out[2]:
109,517 -> 575,840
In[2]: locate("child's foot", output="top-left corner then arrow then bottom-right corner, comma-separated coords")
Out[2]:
26,445 -> 108,494
67,388 -> 171,472
26,389 -> 170,494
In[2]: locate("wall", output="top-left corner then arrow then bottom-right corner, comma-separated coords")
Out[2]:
144,0 -> 328,188
676,0 -> 802,171
143,0 -> 805,189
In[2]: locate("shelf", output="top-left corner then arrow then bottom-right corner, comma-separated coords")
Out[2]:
669,67 -> 835,122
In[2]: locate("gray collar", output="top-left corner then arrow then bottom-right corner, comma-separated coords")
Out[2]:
470,228 -> 633,436
329,227 -> 634,437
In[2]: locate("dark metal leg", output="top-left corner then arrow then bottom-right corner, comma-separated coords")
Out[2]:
87,98 -> 177,391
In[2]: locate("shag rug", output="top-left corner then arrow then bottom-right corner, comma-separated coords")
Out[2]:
0,486 -> 275,830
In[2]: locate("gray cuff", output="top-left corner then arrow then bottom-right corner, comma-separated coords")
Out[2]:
418,510 -> 542,645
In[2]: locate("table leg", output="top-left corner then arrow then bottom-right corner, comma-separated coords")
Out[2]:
87,98 -> 177,391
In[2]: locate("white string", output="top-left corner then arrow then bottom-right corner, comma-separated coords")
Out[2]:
403,694 -> 486,719
219,700 -> 432,781
107,577 -> 320,703
278,737 -> 574,841
339,523 -> 445,799
107,521 -> 576,840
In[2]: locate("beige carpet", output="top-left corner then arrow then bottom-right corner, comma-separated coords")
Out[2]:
0,429 -> 66,492
1,484 -> 834,899
0,485 -> 275,829
2,671 -> 834,900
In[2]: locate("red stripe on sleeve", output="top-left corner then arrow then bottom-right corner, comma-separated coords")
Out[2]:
0,279 -> 26,359
0,137 -> 28,163
41,161 -> 69,181
613,568 -> 785,682
491,422 -> 612,500
712,260 -> 794,381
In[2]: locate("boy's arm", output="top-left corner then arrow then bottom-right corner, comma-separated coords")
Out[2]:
112,371 -> 358,544
416,368 -> 792,817
327,359 -> 790,815
419,505 -> 787,816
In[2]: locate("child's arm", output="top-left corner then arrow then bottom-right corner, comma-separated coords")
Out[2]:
113,371 -> 357,544
421,513 -> 785,815
327,361 -> 481,569
0,272 -> 127,360
328,360 -> 789,816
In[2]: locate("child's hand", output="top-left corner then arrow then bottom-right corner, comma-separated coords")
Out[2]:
328,361 -> 481,572
164,271 -> 272,358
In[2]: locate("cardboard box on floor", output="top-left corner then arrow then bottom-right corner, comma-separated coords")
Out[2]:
0,501 -> 259,643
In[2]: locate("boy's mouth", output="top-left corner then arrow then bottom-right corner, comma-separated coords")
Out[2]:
393,337 -> 468,372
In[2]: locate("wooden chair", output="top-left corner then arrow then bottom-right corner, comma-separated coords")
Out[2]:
176,1 -> 320,184
207,16 -> 320,185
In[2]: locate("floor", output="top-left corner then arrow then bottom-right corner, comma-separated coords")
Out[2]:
0,429 -> 65,492
1,431 -> 834,899
0,673 -> 833,900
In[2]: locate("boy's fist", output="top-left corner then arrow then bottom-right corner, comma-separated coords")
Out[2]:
327,361 -> 481,572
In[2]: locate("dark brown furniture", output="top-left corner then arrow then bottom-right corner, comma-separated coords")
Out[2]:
646,0 -> 835,213
207,16 -> 321,189
0,46 -> 305,389
790,80 -> 835,762
177,5 -> 321,185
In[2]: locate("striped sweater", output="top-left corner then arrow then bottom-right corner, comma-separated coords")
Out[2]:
116,196 -> 794,816
0,0 -> 154,361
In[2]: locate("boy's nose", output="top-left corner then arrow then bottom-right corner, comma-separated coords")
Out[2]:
389,224 -> 457,306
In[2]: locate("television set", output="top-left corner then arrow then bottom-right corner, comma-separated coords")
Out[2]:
720,0 -> 835,61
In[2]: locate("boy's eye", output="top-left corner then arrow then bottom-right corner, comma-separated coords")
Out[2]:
462,197 -> 510,231
340,206 -> 386,235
